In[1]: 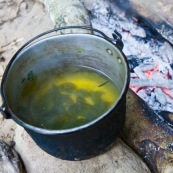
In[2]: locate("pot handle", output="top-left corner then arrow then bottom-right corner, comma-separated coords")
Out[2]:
57,26 -> 124,50
0,87 -> 10,119
0,105 -> 3,112
0,103 -> 9,119
112,30 -> 124,50
19,26 -> 124,52
0,99 -> 11,119
80,26 -> 124,50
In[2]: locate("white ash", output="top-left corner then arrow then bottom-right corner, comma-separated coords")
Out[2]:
154,88 -> 167,106
89,1 -> 173,114
133,66 -> 147,79
137,89 -> 149,102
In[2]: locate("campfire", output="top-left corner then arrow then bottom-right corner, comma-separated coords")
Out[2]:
87,0 -> 173,127
84,1 -> 173,172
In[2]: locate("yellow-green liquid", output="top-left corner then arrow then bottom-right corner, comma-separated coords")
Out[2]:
17,66 -> 120,130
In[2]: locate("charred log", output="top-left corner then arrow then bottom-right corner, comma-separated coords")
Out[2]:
122,89 -> 173,173
114,0 -> 173,45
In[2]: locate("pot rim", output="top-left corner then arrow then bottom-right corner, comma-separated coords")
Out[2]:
1,26 -> 130,135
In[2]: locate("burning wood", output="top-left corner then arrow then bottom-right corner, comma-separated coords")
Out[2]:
84,0 -> 173,114
83,0 -> 173,172
114,0 -> 173,44
88,0 -> 173,115
123,90 -> 173,173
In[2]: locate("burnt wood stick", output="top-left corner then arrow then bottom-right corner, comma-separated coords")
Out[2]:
130,78 -> 173,89
113,0 -> 173,45
122,89 -> 173,173
0,140 -> 25,173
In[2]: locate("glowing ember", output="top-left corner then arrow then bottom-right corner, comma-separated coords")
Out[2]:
145,65 -> 160,79
129,85 -> 139,93
132,17 -> 138,23
162,88 -> 173,99
145,71 -> 153,79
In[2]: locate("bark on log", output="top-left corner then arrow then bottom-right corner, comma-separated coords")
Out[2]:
43,0 -> 91,33
122,89 -> 173,173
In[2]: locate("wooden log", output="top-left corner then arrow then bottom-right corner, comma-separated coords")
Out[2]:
43,0 -> 91,33
122,89 -> 173,173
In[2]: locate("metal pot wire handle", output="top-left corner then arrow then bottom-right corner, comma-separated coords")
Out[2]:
9,26 -> 123,55
0,84 -> 4,110
2,26 -> 124,76
0,26 -> 124,118
0,92 -> 7,118
0,106 -> 1,112
0,80 -> 9,118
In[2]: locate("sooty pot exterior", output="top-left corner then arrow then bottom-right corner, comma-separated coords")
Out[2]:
26,98 -> 126,160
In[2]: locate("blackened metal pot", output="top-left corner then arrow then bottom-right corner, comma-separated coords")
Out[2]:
0,26 -> 130,160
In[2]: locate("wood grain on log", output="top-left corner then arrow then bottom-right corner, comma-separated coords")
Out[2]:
43,0 -> 91,33
122,89 -> 173,173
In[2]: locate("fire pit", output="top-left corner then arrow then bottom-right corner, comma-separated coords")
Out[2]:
87,0 -> 173,118
83,0 -> 173,172
84,1 -> 173,124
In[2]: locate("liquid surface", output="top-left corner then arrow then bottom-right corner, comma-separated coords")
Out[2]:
17,66 -> 120,130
